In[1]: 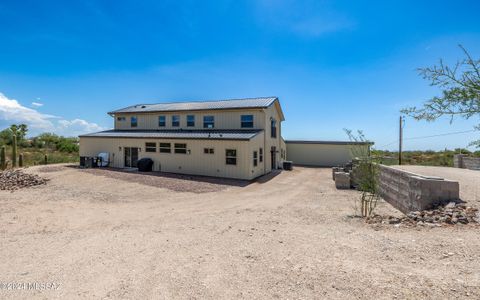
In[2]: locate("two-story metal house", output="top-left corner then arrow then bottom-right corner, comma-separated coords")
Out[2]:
79,97 -> 286,180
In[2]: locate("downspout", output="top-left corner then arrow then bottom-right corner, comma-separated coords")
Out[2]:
263,109 -> 267,175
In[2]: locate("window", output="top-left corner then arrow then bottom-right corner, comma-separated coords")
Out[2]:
174,143 -> 187,154
259,148 -> 263,162
271,119 -> 277,138
131,116 -> 138,127
159,143 -> 171,153
145,142 -> 156,152
253,151 -> 258,167
117,116 -> 126,121
226,149 -> 237,165
241,115 -> 254,128
204,148 -> 214,154
172,115 -> 180,127
158,116 -> 166,127
187,115 -> 195,127
203,116 -> 214,128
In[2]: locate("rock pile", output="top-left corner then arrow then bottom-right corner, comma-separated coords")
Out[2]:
0,169 -> 49,191
366,201 -> 480,227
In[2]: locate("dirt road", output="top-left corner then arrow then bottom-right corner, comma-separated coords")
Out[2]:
0,165 -> 478,299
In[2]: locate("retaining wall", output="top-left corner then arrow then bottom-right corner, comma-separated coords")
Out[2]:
454,154 -> 480,170
378,165 -> 460,214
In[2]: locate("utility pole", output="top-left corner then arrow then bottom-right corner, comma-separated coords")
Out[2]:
399,116 -> 403,165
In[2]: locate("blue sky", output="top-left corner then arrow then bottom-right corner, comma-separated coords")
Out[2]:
0,0 -> 479,150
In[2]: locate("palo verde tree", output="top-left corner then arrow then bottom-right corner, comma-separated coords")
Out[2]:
402,45 -> 480,147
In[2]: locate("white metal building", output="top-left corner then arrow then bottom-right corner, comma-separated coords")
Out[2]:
285,140 -> 372,167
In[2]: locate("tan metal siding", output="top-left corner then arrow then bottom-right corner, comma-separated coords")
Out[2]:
113,109 -> 265,131
263,105 -> 284,171
79,136 -> 265,180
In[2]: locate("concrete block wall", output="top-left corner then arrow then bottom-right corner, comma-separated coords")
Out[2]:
454,154 -> 480,170
335,172 -> 351,189
378,165 -> 460,214
463,157 -> 480,170
453,154 -> 466,168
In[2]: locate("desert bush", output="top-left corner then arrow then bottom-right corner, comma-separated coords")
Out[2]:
345,129 -> 379,217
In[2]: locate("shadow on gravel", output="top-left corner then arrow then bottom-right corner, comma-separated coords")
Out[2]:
66,165 -> 284,193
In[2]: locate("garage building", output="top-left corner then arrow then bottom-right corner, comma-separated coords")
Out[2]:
285,140 -> 372,167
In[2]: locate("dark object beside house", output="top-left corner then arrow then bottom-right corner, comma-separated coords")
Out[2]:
283,161 -> 293,171
80,156 -> 99,168
137,158 -> 154,172
80,156 -> 86,167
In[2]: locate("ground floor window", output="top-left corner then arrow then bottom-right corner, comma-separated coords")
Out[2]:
253,151 -> 258,167
174,143 -> 187,154
159,143 -> 171,153
259,148 -> 263,162
204,148 -> 214,154
226,149 -> 237,165
145,142 -> 156,152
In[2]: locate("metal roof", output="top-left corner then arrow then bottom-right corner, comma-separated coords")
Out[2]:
285,140 -> 374,145
108,97 -> 278,114
80,129 -> 263,140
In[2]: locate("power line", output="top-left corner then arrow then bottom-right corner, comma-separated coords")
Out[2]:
376,129 -> 476,149
404,129 -> 477,141
378,140 -> 398,148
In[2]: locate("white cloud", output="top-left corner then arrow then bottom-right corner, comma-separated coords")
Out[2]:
0,92 -> 106,137
56,119 -> 105,136
32,101 -> 44,107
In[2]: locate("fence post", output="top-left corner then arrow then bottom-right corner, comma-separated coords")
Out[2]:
0,146 -> 6,170
12,135 -> 17,168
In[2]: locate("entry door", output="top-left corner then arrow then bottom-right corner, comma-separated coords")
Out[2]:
124,147 -> 139,167
271,146 -> 276,170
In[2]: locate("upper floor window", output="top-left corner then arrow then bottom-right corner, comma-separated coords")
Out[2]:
253,151 -> 258,167
259,148 -> 263,162
187,115 -> 195,127
117,116 -> 126,121
145,142 -> 156,152
203,116 -> 214,128
271,119 -> 277,138
241,115 -> 254,128
158,116 -> 166,127
172,115 -> 180,127
131,116 -> 138,127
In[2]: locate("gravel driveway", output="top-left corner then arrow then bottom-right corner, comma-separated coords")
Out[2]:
0,164 -> 479,299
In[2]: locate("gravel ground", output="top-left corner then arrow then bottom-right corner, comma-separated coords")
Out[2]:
0,164 -> 479,299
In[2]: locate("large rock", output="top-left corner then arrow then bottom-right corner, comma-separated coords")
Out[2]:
332,167 -> 344,181
335,172 -> 351,189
